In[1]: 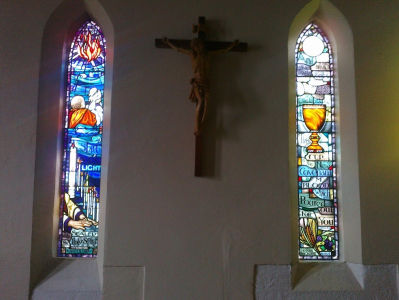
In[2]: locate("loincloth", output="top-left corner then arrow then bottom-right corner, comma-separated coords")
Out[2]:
189,78 -> 210,102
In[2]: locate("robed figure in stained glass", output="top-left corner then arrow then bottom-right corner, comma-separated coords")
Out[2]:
58,21 -> 106,257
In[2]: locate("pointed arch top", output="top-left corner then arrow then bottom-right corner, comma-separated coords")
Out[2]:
295,22 -> 337,260
31,0 -> 114,292
57,19 -> 106,258
288,0 -> 362,264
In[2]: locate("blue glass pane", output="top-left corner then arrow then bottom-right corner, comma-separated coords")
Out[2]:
58,21 -> 106,258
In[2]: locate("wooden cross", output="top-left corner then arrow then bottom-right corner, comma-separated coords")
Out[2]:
156,16 -> 247,177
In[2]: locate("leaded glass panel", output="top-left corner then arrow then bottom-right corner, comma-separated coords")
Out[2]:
58,21 -> 106,257
296,23 -> 338,260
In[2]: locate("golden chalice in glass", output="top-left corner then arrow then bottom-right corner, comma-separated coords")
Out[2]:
302,105 -> 326,153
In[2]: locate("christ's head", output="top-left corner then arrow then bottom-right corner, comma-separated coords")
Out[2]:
191,38 -> 205,53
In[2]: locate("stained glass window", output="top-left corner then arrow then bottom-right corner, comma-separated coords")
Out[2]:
58,21 -> 106,257
295,23 -> 338,260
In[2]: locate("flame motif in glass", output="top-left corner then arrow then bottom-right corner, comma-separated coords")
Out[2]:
58,21 -> 106,257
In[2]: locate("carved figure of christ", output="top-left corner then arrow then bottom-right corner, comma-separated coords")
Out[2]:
156,17 -> 247,176
163,37 -> 239,137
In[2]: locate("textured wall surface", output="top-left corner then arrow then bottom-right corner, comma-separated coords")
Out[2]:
256,264 -> 399,300
1,0 -> 399,299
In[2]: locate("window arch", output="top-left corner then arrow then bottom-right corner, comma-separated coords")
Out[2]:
295,23 -> 338,260
58,21 -> 106,257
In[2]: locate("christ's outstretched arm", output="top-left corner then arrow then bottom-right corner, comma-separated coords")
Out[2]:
210,40 -> 240,55
163,37 -> 191,54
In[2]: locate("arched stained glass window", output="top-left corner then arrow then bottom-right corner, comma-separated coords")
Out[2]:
58,21 -> 106,257
296,23 -> 338,260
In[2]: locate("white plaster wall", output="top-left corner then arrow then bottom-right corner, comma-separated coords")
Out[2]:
1,0 -> 399,299
0,1 -> 63,299
256,264 -> 399,299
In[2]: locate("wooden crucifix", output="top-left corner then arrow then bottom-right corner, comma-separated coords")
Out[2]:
156,17 -> 247,177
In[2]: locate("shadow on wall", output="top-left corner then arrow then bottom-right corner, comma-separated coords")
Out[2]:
30,0 -> 114,297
